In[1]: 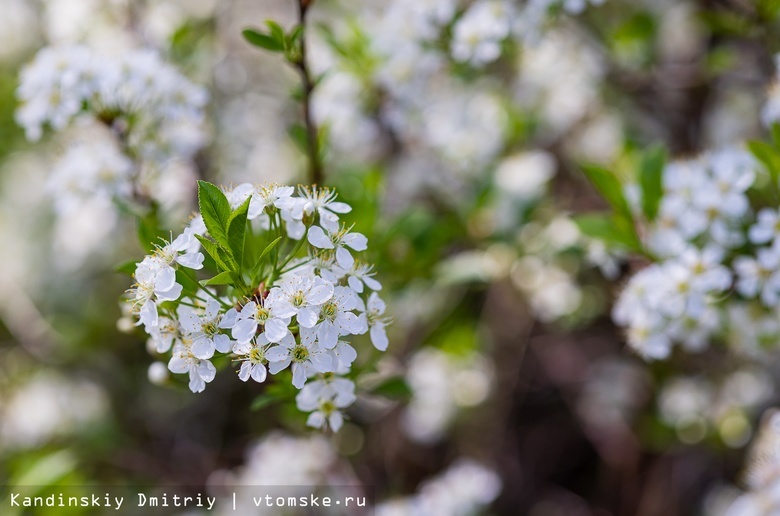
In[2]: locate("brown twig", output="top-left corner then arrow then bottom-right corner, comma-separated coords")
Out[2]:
293,0 -> 324,186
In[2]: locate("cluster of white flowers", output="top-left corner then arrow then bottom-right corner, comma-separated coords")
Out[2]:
126,184 -> 389,432
726,302 -> 780,356
644,149 -> 755,258
726,410 -> 780,515
310,3 -> 612,232
0,372 -> 107,451
613,246 -> 730,359
221,431 -> 337,486
657,369 -> 772,447
16,45 -> 209,266
310,0 -> 609,204
612,148 -> 780,359
451,1 -> 514,66
450,0 -> 606,65
376,459 -> 501,516
17,45 -> 208,161
516,30 -> 606,136
46,139 -> 134,217
402,348 -> 492,443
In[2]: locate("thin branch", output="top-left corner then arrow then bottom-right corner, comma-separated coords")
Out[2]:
294,0 -> 324,186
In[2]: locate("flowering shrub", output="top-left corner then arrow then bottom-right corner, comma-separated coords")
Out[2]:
17,45 -> 207,161
15,45 -> 209,266
577,135 -> 780,360
126,180 -> 388,432
9,0 -> 780,514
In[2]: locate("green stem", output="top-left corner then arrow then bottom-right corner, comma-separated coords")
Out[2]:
279,258 -> 312,276
179,267 -> 232,308
278,227 -> 310,272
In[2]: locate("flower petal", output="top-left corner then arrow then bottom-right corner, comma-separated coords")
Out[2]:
265,346 -> 290,362
264,318 -> 289,343
307,411 -> 326,429
291,363 -> 307,388
268,357 -> 291,374
168,355 -> 188,374
238,361 -> 252,382
250,363 -> 267,383
191,336 -> 215,359
213,334 -> 232,353
297,307 -> 319,328
232,319 -> 258,344
336,247 -> 354,269
343,232 -> 368,251
370,323 -> 389,351
310,352 -> 333,373
329,412 -> 344,432
176,252 -> 205,270
307,226 -> 334,249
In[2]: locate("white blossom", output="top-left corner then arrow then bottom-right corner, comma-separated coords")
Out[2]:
178,297 -> 233,359
285,186 -> 352,233
358,292 -> 391,351
233,334 -> 271,384
232,292 -> 294,344
296,377 -> 356,432
168,342 -> 217,393
451,1 -> 513,67
312,286 -> 364,350
266,332 -> 333,389
307,225 -> 368,269
274,275 -> 334,329
749,208 -> 780,245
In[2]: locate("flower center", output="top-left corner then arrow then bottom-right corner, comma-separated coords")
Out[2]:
292,344 -> 310,362
256,306 -> 270,323
249,347 -> 264,364
291,291 -> 305,308
320,400 -> 336,415
321,302 -> 338,321
202,321 -> 218,336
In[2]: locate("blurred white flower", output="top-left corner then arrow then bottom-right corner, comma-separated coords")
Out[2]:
451,1 -> 513,66
402,348 -> 492,443
377,459 -> 501,516
0,373 -> 108,450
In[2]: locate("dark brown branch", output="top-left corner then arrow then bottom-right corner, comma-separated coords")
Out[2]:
294,0 -> 324,186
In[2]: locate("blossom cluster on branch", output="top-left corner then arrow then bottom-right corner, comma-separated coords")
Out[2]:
15,45 -> 209,265
126,181 -> 389,432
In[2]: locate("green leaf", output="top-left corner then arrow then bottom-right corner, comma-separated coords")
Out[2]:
227,197 -> 251,270
196,234 -> 237,272
200,271 -> 238,287
699,11 -> 750,36
197,180 -> 232,249
242,28 -> 284,52
639,145 -> 666,221
176,268 -> 200,297
575,213 -> 642,251
114,260 -> 138,277
137,203 -> 166,253
581,164 -> 632,219
288,24 -> 304,45
250,393 -> 281,412
372,377 -> 413,400
771,123 -> 780,150
748,140 -> 780,185
265,20 -> 287,49
287,123 -> 309,154
250,236 -> 283,280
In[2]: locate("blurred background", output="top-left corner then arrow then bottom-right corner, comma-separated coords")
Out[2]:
2,0 -> 780,514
